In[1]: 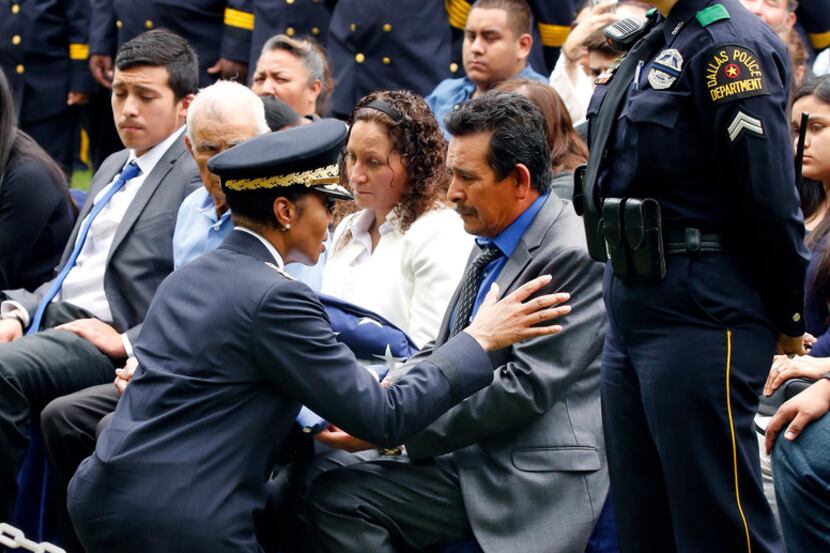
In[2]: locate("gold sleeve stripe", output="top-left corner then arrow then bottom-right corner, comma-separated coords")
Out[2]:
537,22 -> 571,47
69,43 -> 90,61
224,8 -> 254,31
445,0 -> 472,30
809,31 -> 830,50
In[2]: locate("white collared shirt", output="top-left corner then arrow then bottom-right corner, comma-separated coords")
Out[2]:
236,226 -> 286,268
322,206 -> 473,348
57,127 -> 185,323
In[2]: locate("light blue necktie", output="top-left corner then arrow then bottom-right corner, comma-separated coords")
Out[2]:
27,161 -> 142,334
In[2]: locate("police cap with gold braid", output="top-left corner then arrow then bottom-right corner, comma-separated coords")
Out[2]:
208,118 -> 353,200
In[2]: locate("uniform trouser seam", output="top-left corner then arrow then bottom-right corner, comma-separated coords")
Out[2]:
725,328 -> 752,553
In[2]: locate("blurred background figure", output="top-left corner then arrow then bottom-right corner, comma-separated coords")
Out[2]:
0,0 -> 94,173
495,79 -> 588,200
323,90 -> 472,348
248,0 -> 332,73
0,68 -> 76,292
251,34 -> 332,118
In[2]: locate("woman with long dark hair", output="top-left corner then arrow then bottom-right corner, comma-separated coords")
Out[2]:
0,68 -> 76,291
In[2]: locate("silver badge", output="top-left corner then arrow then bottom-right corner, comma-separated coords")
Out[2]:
648,48 -> 684,90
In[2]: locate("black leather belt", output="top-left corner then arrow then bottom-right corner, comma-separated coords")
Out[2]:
664,227 -> 724,255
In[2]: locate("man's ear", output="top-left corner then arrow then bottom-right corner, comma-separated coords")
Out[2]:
513,163 -> 532,200
178,93 -> 194,121
184,133 -> 194,156
517,33 -> 533,60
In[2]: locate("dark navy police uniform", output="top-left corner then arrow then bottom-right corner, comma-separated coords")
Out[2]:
584,1 -> 808,552
248,0 -> 332,74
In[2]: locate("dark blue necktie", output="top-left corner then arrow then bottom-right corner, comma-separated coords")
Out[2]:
449,244 -> 502,338
27,161 -> 141,334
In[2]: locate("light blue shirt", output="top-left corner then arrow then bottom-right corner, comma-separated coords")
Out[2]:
451,192 -> 549,329
426,65 -> 549,139
172,187 -> 326,291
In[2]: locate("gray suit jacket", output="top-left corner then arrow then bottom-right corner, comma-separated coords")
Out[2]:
404,194 -> 608,553
4,135 -> 200,343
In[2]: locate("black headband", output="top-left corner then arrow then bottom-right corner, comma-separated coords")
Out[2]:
363,99 -> 404,123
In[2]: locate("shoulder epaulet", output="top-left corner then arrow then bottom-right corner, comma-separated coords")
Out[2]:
696,4 -> 730,28
646,7 -> 658,18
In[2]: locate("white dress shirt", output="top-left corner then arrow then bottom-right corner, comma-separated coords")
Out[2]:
322,206 -> 473,348
549,52 -> 594,125
58,127 -> 185,322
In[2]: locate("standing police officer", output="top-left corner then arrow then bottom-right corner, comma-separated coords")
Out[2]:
0,0 -> 94,172
578,0 -> 808,551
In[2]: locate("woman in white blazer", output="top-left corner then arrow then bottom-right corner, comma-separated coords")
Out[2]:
323,90 -> 472,348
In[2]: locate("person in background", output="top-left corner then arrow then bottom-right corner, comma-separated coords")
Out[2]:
262,95 -> 308,131
495,79 -> 588,199
323,90 -> 473,349
427,0 -> 548,137
0,68 -> 76,292
248,0 -> 333,72
250,34 -> 332,118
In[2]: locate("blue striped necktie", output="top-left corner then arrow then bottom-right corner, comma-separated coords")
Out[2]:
27,161 -> 142,334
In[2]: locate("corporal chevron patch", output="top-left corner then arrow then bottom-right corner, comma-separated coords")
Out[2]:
727,110 -> 764,142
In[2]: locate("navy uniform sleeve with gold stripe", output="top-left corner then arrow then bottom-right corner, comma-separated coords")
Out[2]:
796,0 -> 830,51
66,0 -> 95,93
89,0 -> 117,56
221,1 -> 253,64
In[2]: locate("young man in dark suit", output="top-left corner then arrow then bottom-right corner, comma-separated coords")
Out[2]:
0,29 -> 200,525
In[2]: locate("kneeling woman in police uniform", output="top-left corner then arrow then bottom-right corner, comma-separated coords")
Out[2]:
65,119 -> 570,553
577,1 -> 809,552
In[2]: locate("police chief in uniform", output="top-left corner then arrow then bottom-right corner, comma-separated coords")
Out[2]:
66,119 -> 570,552
577,0 -> 808,551
0,0 -> 94,172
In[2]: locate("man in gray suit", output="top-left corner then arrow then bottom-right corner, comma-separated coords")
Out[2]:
0,29 -> 200,524
304,92 -> 608,553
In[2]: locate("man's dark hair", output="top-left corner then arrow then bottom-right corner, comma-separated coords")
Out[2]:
445,91 -> 552,193
261,95 -> 304,131
471,0 -> 532,36
115,29 -> 199,100
584,29 -> 618,58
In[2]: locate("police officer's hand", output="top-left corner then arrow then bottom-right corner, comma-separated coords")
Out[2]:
765,378 -> 830,455
764,354 -> 830,396
776,333 -> 807,357
67,92 -> 89,106
0,318 -> 24,343
314,425 -> 377,453
465,275 -> 570,352
207,58 -> 248,84
89,54 -> 114,89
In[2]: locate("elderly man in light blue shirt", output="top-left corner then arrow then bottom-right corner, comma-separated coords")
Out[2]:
426,0 -> 548,137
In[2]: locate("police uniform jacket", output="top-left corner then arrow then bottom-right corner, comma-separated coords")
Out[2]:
328,0 -> 453,117
588,0 -> 808,337
249,0 -> 332,71
0,0 -> 94,123
88,0 -> 253,86
67,228 -> 494,552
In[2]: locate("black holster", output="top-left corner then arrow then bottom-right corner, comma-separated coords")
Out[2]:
573,165 -> 608,263
602,197 -> 667,281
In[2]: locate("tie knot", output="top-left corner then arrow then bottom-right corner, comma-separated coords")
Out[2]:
120,161 -> 141,181
473,244 -> 501,268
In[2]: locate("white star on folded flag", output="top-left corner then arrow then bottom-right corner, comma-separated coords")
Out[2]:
728,111 -> 764,142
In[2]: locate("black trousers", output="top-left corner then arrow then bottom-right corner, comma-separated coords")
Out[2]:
21,108 -> 79,175
40,383 -> 119,552
601,254 -> 782,553
0,302 -> 117,525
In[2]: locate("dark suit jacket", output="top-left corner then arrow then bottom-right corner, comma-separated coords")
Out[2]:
3,135 -> 200,343
0,149 -> 74,292
403,194 -> 609,553
67,229 -> 494,552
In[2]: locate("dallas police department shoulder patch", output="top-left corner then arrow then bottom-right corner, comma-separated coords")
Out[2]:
704,45 -> 768,104
648,48 -> 683,90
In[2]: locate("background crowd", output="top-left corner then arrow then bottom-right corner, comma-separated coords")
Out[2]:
1,0 -> 830,552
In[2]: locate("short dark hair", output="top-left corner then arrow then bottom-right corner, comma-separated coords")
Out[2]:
224,186 -> 309,229
261,95 -> 304,131
471,0 -> 532,36
115,29 -> 199,101
445,91 -> 552,193
584,29 -> 617,58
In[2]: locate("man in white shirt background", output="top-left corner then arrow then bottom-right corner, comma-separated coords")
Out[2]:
0,29 -> 201,526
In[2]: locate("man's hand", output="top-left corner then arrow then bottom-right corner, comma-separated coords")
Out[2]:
776,333 -> 807,357
465,275 -> 570,352
764,354 -> 830,396
67,91 -> 90,105
114,356 -> 138,395
765,378 -> 830,454
89,54 -> 113,88
206,58 -> 248,83
314,425 -> 377,453
56,318 -> 127,359
0,318 -> 23,343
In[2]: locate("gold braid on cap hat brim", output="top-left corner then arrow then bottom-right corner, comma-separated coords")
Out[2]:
224,163 -> 339,191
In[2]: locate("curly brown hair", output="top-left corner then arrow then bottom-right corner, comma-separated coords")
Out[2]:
333,90 -> 450,244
